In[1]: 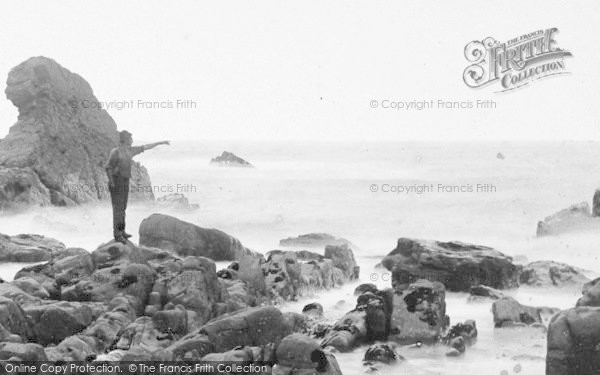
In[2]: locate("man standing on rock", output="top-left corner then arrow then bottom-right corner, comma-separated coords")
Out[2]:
105,130 -> 169,243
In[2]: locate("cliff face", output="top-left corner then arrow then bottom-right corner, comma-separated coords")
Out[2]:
0,57 -> 153,209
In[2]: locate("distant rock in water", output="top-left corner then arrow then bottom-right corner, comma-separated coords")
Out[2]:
496,152 -> 505,160
156,193 -> 199,210
280,233 -> 358,251
210,151 -> 253,167
0,56 -> 153,210
381,238 -> 520,292
536,202 -> 600,236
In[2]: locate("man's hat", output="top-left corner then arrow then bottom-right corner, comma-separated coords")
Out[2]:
119,130 -> 132,142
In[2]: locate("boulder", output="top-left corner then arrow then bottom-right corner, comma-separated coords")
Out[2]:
44,334 -> 97,361
381,238 -> 520,292
389,279 -> 449,344
468,285 -> 506,301
279,233 -> 358,251
273,334 -> 342,375
0,296 -> 33,338
197,306 -> 290,352
24,301 -> 97,345
0,56 -> 153,207
150,255 -> 220,325
537,202 -> 600,236
594,189 -> 600,217
546,307 -> 600,375
167,306 -> 290,359
110,316 -> 172,355
354,283 -> 378,296
84,295 -> 138,351
11,277 -> 50,298
321,288 -> 392,351
202,344 -> 276,369
443,320 -> 477,346
302,302 -> 324,319
492,297 -> 559,327
576,277 -> 600,307
210,151 -> 253,167
363,343 -> 401,365
0,233 -> 65,262
445,336 -> 466,357
0,342 -> 47,361
139,214 -> 255,261
15,247 -> 94,298
324,244 -> 359,280
520,261 -> 590,288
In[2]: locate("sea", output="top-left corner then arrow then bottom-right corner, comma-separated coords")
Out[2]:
1,140 -> 600,375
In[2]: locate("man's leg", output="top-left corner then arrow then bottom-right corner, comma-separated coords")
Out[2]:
122,177 -> 131,237
113,176 -> 128,242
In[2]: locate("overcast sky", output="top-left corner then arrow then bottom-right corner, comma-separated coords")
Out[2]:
0,0 -> 598,141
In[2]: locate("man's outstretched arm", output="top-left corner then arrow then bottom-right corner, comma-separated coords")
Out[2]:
142,141 -> 170,151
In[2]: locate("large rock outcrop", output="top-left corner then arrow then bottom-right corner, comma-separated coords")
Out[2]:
138,213 -> 256,261
381,238 -> 520,292
0,56 -> 153,209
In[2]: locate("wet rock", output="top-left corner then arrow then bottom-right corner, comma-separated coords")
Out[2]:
0,56 -> 153,207
324,244 -> 359,280
492,297 -> 559,327
445,336 -> 465,357
210,151 -> 253,167
152,305 -> 191,335
0,295 -> 33,339
363,343 -> 401,364
202,344 -> 276,370
576,277 -> 600,307
279,233 -> 358,251
0,233 -> 65,262
389,279 -> 449,344
156,193 -> 199,210
150,255 -> 220,325
110,316 -> 172,355
520,261 -> 590,288
443,320 -> 477,346
24,301 -> 97,345
355,283 -> 378,296
537,202 -> 600,236
547,306 -> 600,375
15,250 -> 94,299
302,302 -> 324,319
139,214 -> 256,261
167,306 -> 291,360
382,238 -> 520,292
594,189 -> 600,217
44,334 -> 97,361
468,285 -> 506,301
0,342 -> 47,361
263,250 -> 301,300
11,277 -> 49,298
274,334 -> 342,375
0,323 -> 22,343
84,295 -> 138,351
321,289 -> 392,351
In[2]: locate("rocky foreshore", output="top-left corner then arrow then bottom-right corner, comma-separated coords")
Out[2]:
0,217 -> 598,374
